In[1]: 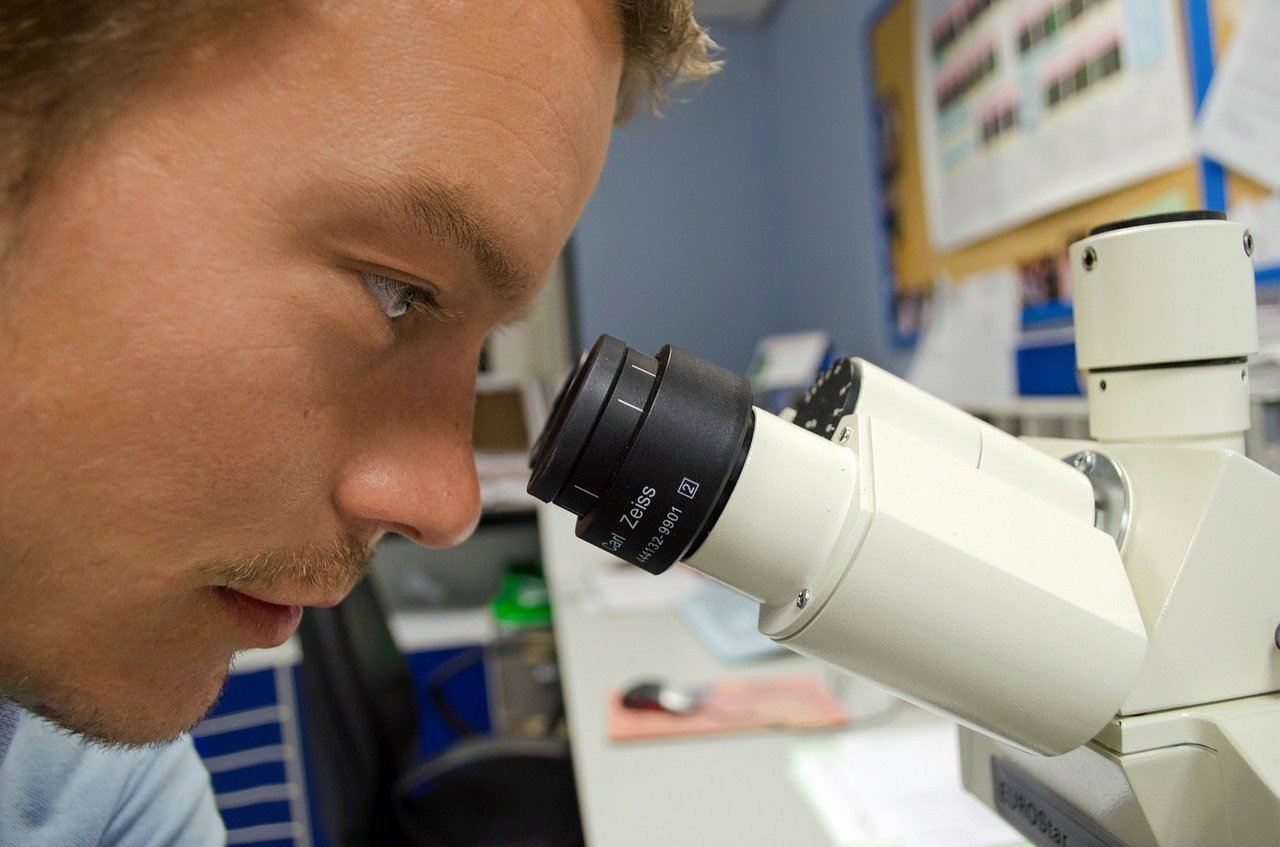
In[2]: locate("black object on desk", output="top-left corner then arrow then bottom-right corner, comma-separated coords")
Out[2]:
296,577 -> 584,847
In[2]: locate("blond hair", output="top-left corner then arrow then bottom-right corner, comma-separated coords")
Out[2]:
614,0 -> 721,120
0,0 -> 718,201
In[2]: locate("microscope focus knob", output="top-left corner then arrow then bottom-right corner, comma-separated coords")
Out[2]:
792,358 -> 859,439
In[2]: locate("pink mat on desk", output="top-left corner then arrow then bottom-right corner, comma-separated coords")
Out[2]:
606,675 -> 848,742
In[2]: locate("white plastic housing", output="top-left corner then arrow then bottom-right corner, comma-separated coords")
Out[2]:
1082,363 -> 1252,447
686,407 -> 1148,756
1069,218 -> 1258,447
853,359 -> 1095,522
1070,218 -> 1256,370
688,411 -> 857,608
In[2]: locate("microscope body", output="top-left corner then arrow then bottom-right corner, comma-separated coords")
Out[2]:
529,214 -> 1279,845
683,214 -> 1280,845
959,436 -> 1280,847
691,413 -> 1280,846
954,216 -> 1280,847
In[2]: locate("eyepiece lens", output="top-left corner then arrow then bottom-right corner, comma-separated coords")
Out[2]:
528,335 -> 754,574
527,334 -> 626,503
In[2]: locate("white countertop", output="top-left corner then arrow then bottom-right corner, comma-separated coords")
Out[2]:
538,506 -> 934,847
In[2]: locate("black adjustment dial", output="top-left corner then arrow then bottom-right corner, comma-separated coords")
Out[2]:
791,357 -> 860,439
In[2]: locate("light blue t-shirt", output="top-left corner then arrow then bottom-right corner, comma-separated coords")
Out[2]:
0,699 -> 225,845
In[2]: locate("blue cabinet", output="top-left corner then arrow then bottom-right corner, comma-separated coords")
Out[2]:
193,643 -> 491,846
192,664 -> 311,846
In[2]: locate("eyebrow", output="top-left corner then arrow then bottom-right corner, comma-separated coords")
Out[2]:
341,171 -> 540,300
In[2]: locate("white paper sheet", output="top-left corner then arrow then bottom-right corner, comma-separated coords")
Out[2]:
580,565 -> 704,614
749,331 -> 833,392
1250,302 -> 1280,394
1199,0 -> 1280,189
906,268 -> 1021,407
790,722 -> 1029,847
914,0 -> 1194,251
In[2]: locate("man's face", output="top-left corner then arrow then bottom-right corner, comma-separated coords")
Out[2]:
0,0 -> 621,744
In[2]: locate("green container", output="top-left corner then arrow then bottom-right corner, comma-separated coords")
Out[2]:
491,566 -> 551,628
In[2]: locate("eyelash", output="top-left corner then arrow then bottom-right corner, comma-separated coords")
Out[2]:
360,271 -> 441,321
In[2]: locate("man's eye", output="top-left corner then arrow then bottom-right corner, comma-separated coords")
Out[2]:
360,271 -> 436,320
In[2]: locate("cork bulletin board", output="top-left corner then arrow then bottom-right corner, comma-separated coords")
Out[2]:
868,0 -> 1275,345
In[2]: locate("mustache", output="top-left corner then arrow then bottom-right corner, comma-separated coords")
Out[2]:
196,534 -> 372,596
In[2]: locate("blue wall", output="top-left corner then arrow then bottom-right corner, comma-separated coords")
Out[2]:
571,4 -> 912,375
768,0 -> 911,374
573,24 -> 784,373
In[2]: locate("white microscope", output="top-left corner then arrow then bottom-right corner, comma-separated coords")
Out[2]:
528,212 -> 1280,847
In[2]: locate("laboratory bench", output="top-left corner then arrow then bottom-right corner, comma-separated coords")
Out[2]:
537,505 -> 948,847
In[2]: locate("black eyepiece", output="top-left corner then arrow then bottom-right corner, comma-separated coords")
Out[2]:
528,335 -> 754,574
1087,209 -> 1225,236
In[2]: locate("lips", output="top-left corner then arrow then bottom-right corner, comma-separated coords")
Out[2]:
226,584 -> 351,609
215,586 -> 304,648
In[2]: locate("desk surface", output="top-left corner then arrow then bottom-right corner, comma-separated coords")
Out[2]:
539,507 -> 934,847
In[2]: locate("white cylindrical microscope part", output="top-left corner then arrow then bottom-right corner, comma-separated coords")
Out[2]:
1083,362 -> 1252,448
853,359 -> 1094,523
1069,217 -> 1258,448
685,411 -> 858,608
1071,218 -> 1257,369
772,416 -> 1148,756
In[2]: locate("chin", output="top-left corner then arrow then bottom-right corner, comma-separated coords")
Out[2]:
26,659 -> 233,748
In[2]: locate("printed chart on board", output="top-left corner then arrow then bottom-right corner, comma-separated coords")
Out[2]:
913,0 -> 1194,251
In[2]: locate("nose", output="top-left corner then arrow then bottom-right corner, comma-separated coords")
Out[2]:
334,379 -> 482,549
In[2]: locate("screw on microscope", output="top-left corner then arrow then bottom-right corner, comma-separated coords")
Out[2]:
1072,451 -> 1096,473
837,426 -> 852,445
1083,247 -> 1098,271
1245,230 -> 1255,258
797,589 -> 812,609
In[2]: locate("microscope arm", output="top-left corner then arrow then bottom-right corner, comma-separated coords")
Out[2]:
684,375 -> 1148,756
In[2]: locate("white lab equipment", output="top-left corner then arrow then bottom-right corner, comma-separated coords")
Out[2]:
528,212 -> 1280,846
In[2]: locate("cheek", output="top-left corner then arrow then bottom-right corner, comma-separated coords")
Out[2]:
129,314 -> 368,544
6,255 -> 372,566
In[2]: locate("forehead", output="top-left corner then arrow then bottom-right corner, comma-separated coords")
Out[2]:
159,0 -> 622,272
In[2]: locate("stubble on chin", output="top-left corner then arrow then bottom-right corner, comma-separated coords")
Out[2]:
4,655 -> 232,748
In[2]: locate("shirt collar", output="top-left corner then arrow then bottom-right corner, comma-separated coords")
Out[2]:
0,698 -> 20,766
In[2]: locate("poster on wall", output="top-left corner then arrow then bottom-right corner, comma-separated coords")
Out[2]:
913,0 -> 1194,251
